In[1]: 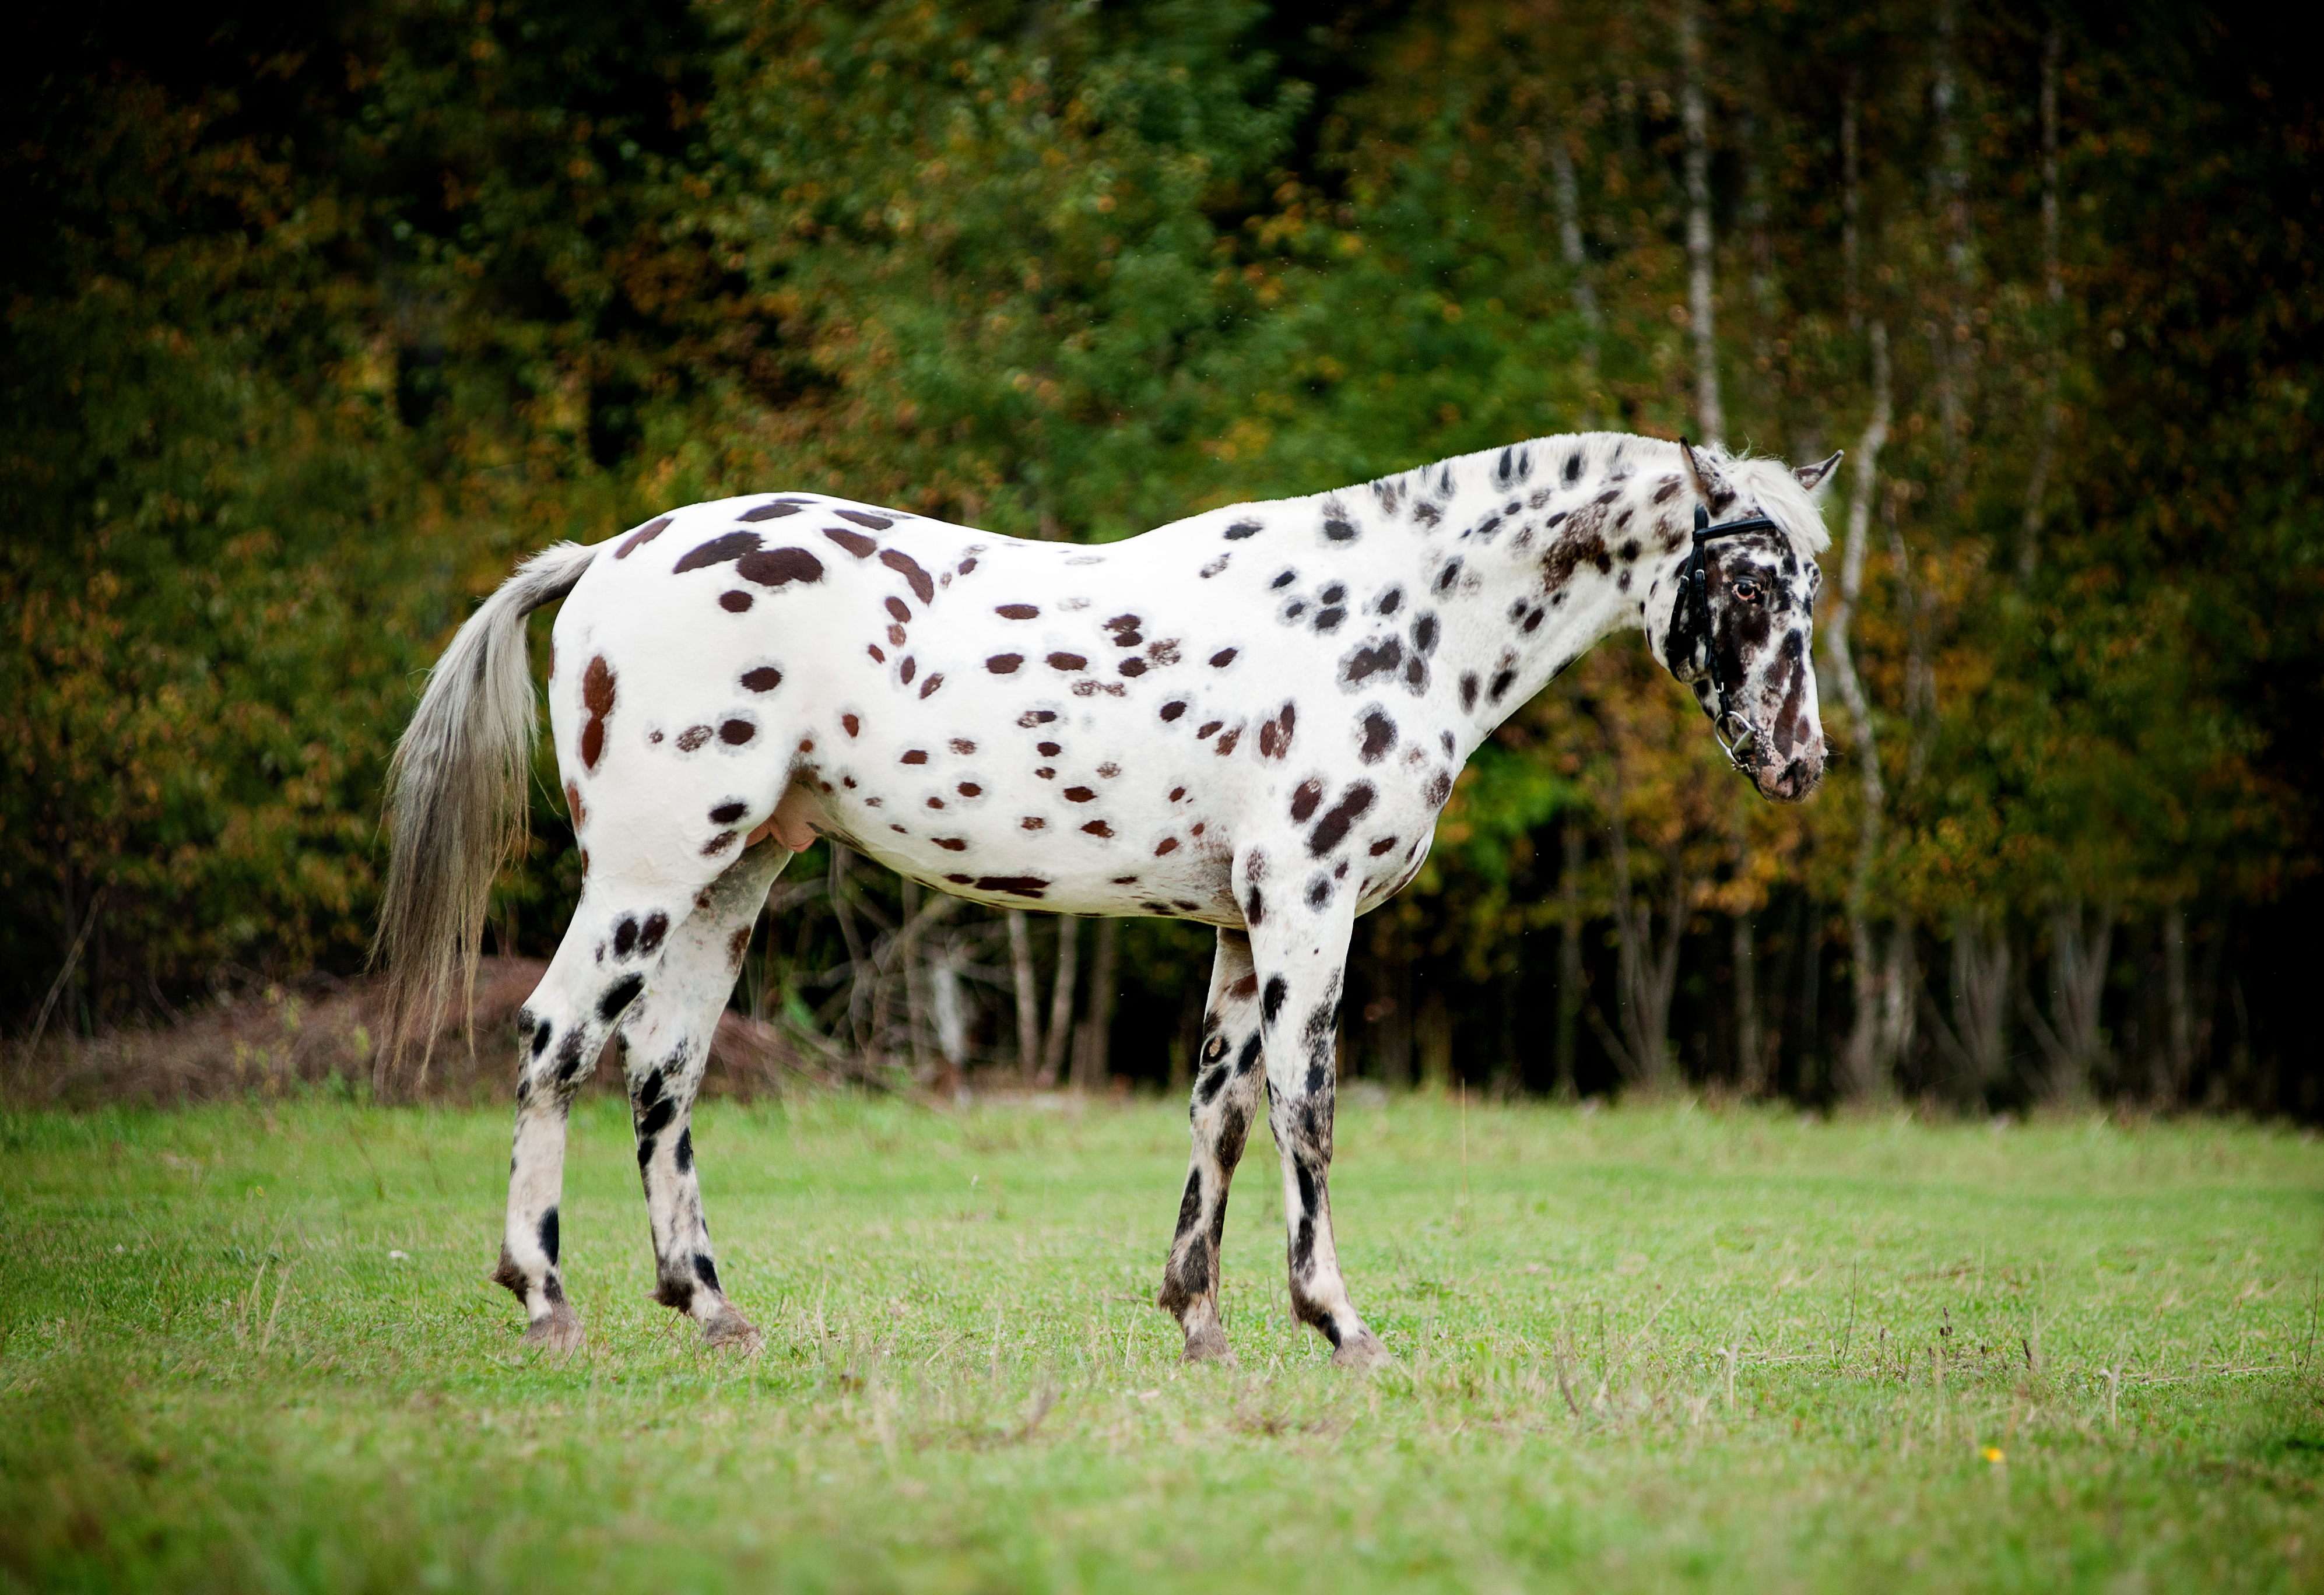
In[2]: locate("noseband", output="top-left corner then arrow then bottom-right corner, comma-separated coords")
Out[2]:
1685,501 -> 1781,773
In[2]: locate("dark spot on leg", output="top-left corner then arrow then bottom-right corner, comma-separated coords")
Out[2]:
538,1207 -> 560,1266
674,1127 -> 693,1174
614,916 -> 639,957
693,1253 -> 722,1292
599,973 -> 645,1023
1263,976 -> 1288,1024
638,912 -> 669,955
1290,779 -> 1323,822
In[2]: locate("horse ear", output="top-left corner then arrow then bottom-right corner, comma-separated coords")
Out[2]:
1678,437 -> 1722,505
1793,450 -> 1844,495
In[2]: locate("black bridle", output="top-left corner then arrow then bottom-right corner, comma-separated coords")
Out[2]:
1685,500 -> 1782,772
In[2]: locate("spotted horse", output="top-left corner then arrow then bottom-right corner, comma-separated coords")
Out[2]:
376,431 -> 1839,1362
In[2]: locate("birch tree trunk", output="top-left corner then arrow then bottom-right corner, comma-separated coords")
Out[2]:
1842,66 -> 1863,334
1733,897 -> 1762,1095
1007,909 -> 1041,1082
1679,0 -> 1723,445
1554,818 -> 1584,1100
1072,916 -> 1117,1092
1600,806 -> 1688,1092
900,877 -> 931,1080
1827,324 -> 1891,1100
1549,128 -> 1600,419
1041,914 -> 1079,1087
2026,900 -> 2114,1103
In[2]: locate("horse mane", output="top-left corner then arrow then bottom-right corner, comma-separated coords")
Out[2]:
1366,431 -> 1834,558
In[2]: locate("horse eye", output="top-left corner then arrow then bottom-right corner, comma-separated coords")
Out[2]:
1732,578 -> 1762,603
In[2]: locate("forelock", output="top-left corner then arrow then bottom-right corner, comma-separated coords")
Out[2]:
1721,452 -> 1832,557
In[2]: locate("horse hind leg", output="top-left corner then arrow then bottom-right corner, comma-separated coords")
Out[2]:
493,877 -> 705,1350
1157,928 -> 1268,1363
619,837 -> 792,1350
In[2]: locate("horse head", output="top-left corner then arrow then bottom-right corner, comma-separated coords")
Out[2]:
1647,440 -> 1841,804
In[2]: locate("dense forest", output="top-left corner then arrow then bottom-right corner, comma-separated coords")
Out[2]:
5,0 -> 2318,1115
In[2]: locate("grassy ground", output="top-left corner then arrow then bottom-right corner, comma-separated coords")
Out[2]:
2,1092 -> 2319,1594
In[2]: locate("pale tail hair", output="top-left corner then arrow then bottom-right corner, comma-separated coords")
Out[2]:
372,542 -> 600,1083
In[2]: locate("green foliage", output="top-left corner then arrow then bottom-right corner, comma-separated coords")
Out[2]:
2,0 -> 2318,1108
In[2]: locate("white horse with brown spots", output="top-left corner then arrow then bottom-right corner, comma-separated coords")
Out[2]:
377,433 -> 1838,1361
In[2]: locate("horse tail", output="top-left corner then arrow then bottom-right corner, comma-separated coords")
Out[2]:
373,540 -> 600,1080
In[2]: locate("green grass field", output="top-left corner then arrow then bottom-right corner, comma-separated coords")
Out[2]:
2,1092 -> 2319,1593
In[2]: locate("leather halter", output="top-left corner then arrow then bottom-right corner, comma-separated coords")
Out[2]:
1686,501 -> 1782,772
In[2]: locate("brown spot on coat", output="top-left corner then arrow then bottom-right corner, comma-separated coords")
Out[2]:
824,526 -> 878,558
615,517 -> 670,558
737,546 -> 824,587
581,656 -> 616,771
977,876 -> 1049,897
674,532 -> 760,573
879,548 -> 935,603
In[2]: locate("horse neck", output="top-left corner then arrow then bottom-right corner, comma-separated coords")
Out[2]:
1358,432 -> 1679,749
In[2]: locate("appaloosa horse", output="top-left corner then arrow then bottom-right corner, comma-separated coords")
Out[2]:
378,431 -> 1837,1362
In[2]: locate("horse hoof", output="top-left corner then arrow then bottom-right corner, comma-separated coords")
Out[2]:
522,1301 -> 585,1354
702,1310 -> 763,1352
1181,1323 -> 1236,1365
1330,1330 -> 1392,1372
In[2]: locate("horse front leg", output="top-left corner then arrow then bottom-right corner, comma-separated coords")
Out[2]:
1157,928 -> 1268,1362
1244,857 -> 1389,1369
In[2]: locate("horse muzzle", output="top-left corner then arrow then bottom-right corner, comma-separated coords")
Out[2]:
1754,750 -> 1824,803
